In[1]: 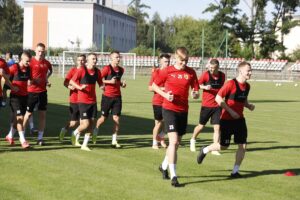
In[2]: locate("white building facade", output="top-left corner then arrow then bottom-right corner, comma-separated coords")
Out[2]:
23,0 -> 136,52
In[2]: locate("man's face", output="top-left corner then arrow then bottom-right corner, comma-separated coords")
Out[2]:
77,56 -> 86,67
175,56 -> 188,69
111,53 -> 120,65
35,46 -> 45,59
87,55 -> 97,67
160,57 -> 170,68
239,65 -> 252,80
209,64 -> 219,73
21,54 -> 30,67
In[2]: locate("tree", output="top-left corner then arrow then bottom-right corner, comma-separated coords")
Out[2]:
0,0 -> 23,53
145,12 -> 171,53
163,16 -> 210,56
127,0 -> 150,46
259,0 -> 300,58
203,0 -> 241,57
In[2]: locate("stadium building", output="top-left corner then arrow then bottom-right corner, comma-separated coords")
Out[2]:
23,0 -> 137,52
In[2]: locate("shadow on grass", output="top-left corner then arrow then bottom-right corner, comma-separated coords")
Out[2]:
0,102 -> 210,151
247,145 -> 300,152
251,100 -> 300,103
179,168 -> 300,186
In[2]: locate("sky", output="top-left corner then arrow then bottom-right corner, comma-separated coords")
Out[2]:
18,0 -> 300,20
115,0 -> 300,21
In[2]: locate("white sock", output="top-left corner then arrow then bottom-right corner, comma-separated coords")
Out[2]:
169,164 -> 177,179
82,134 -> 90,147
38,131 -> 44,140
190,138 -> 196,143
73,129 -> 79,136
203,147 -> 209,154
112,133 -> 117,143
76,133 -> 80,142
8,127 -> 16,138
232,165 -> 240,174
153,140 -> 158,146
19,131 -> 26,143
29,116 -> 34,129
162,156 -> 168,170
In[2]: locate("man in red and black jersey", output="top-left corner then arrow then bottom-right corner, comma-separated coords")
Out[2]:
5,51 -> 32,149
59,54 -> 86,142
22,43 -> 52,146
69,53 -> 102,151
93,51 -> 126,148
152,47 -> 199,187
1,57 -> 18,144
0,57 -> 14,104
148,53 -> 170,149
197,61 -> 255,178
190,59 -> 225,154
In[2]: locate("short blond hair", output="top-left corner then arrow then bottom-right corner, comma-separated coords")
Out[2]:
175,47 -> 189,60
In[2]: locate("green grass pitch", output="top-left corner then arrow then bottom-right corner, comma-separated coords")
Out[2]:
0,76 -> 299,200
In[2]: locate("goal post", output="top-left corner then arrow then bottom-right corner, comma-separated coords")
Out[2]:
60,51 -> 137,80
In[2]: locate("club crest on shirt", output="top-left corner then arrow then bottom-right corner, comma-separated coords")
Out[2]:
184,74 -> 189,80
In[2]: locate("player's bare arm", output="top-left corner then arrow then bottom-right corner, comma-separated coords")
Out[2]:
152,82 -> 173,102
69,79 -> 86,91
199,84 -> 211,90
215,95 -> 240,119
191,88 -> 199,99
245,99 -> 255,111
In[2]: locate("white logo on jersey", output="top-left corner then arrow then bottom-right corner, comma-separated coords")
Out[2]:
83,113 -> 87,117
17,110 -> 21,114
169,125 -> 174,130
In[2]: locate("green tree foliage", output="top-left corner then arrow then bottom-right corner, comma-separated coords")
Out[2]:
203,0 -> 300,59
259,0 -> 300,58
0,0 -> 23,54
164,16 -> 210,56
146,12 -> 171,53
290,47 -> 300,61
129,44 -> 160,56
203,0 -> 241,57
127,0 -> 150,46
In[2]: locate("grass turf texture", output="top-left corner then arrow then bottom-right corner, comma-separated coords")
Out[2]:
0,76 -> 299,200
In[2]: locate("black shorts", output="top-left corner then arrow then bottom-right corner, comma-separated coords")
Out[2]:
162,108 -> 188,136
3,83 -> 11,90
220,118 -> 248,147
9,94 -> 28,116
79,103 -> 97,120
69,103 -> 80,121
27,91 -> 48,112
199,106 -> 221,125
100,95 -> 122,117
153,105 -> 163,121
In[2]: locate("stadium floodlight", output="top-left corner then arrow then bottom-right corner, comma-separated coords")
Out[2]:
61,51 -> 136,80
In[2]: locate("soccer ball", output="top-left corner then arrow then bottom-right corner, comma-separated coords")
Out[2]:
295,83 -> 298,87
